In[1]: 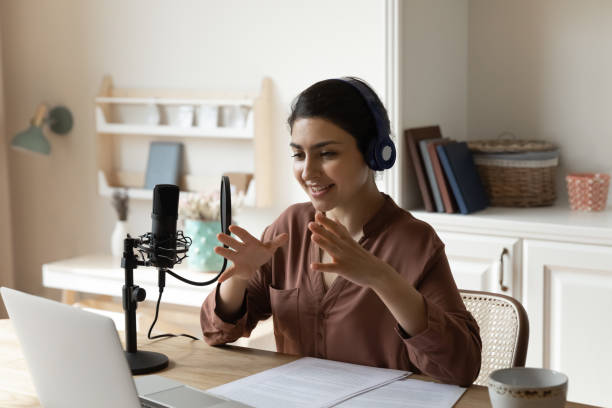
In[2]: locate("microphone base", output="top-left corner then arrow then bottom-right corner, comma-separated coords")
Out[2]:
125,350 -> 169,375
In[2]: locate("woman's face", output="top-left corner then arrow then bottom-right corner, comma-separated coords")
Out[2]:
290,117 -> 371,212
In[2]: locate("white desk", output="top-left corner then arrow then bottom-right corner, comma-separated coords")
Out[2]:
42,254 -> 217,306
42,253 -> 275,350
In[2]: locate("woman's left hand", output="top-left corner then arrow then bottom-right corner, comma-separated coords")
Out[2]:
308,211 -> 394,289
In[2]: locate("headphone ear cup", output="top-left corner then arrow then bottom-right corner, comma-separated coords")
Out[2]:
368,138 -> 396,171
382,140 -> 397,169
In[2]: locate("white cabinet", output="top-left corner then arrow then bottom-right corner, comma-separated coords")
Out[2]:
413,207 -> 612,407
523,239 -> 612,407
437,231 -> 521,298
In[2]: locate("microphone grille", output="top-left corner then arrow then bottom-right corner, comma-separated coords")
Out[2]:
152,184 -> 179,216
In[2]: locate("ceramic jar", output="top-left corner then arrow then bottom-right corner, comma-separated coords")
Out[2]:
183,219 -> 224,272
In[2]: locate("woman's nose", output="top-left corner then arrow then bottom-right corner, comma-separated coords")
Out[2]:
302,156 -> 320,180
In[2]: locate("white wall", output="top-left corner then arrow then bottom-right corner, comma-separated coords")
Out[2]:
0,0 -> 385,297
401,0 -> 469,209
468,0 -> 612,198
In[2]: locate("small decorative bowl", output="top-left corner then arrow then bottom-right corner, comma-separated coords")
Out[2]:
488,367 -> 568,408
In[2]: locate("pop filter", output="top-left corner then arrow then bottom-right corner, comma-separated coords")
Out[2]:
220,175 -> 231,237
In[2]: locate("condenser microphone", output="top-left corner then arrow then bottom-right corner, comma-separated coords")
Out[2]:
151,184 -> 179,269
118,177 -> 232,374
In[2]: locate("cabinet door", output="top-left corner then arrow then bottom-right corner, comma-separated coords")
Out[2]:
437,231 -> 521,298
524,239 -> 612,407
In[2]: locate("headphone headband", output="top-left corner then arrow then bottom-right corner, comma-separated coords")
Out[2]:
337,77 -> 396,170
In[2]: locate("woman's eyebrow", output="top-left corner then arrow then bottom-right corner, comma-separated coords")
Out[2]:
289,141 -> 342,150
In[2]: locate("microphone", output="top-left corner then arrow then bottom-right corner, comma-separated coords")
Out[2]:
151,184 -> 179,269
119,177 -> 232,374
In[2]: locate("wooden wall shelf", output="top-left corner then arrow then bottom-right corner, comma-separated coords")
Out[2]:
95,76 -> 272,207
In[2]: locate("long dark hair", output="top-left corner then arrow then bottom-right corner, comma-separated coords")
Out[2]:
287,78 -> 390,163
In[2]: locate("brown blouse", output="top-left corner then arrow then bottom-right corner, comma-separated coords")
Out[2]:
200,194 -> 481,386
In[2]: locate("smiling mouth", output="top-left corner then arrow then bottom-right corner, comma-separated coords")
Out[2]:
308,184 -> 334,196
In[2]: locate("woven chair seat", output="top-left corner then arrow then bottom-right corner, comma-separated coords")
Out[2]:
460,290 -> 529,386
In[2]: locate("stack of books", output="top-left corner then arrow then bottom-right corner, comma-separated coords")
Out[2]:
405,126 -> 488,214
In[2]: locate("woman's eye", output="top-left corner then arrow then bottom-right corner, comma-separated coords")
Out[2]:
321,151 -> 337,158
291,152 -> 305,159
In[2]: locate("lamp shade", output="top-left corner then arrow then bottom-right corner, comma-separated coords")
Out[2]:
10,104 -> 72,156
11,125 -> 51,155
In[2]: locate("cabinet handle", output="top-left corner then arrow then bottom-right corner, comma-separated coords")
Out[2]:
499,248 -> 509,292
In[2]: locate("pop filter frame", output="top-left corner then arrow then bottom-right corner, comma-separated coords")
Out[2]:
220,175 -> 231,236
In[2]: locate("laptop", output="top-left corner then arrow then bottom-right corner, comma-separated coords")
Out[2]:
1,287 -> 250,408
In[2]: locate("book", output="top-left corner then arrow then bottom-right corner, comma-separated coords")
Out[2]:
144,142 -> 183,189
436,142 -> 488,214
419,138 -> 445,213
427,140 -> 457,214
404,126 -> 444,212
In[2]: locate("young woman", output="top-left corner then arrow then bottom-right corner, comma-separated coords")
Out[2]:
200,77 -> 481,386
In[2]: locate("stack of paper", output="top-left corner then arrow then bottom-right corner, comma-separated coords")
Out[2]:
208,357 -> 466,408
335,378 -> 466,408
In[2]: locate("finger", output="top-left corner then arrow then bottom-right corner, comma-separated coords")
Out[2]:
217,233 -> 245,250
310,262 -> 340,272
315,212 -> 351,239
214,246 -> 238,261
218,266 -> 236,283
311,232 -> 341,258
268,233 -> 289,250
309,221 -> 340,244
228,225 -> 258,245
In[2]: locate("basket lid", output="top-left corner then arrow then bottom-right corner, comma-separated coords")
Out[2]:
468,138 -> 556,153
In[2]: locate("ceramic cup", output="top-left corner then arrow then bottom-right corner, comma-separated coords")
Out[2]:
219,105 -> 250,128
196,104 -> 219,128
113,103 -> 159,125
488,367 -> 568,408
162,105 -> 194,127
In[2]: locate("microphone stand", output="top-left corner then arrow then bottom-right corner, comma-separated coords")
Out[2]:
121,236 -> 169,375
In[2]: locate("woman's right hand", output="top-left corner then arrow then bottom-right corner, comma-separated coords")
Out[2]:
214,225 -> 288,283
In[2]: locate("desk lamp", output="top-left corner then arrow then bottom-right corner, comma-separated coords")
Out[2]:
11,104 -> 73,155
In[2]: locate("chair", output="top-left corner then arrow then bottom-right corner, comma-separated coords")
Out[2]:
459,289 -> 529,386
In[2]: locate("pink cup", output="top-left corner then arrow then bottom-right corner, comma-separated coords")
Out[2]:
566,173 -> 610,211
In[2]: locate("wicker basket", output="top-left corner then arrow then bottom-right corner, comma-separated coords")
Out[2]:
468,139 -> 558,207
566,173 -> 610,211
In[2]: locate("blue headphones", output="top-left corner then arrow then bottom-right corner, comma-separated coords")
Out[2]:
338,77 -> 396,171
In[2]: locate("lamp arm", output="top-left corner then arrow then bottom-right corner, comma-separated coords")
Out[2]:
31,104 -> 47,127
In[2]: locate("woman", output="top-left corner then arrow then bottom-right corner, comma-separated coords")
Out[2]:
200,77 -> 481,386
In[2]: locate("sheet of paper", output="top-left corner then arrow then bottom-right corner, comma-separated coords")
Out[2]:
334,378 -> 467,408
208,357 -> 410,408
